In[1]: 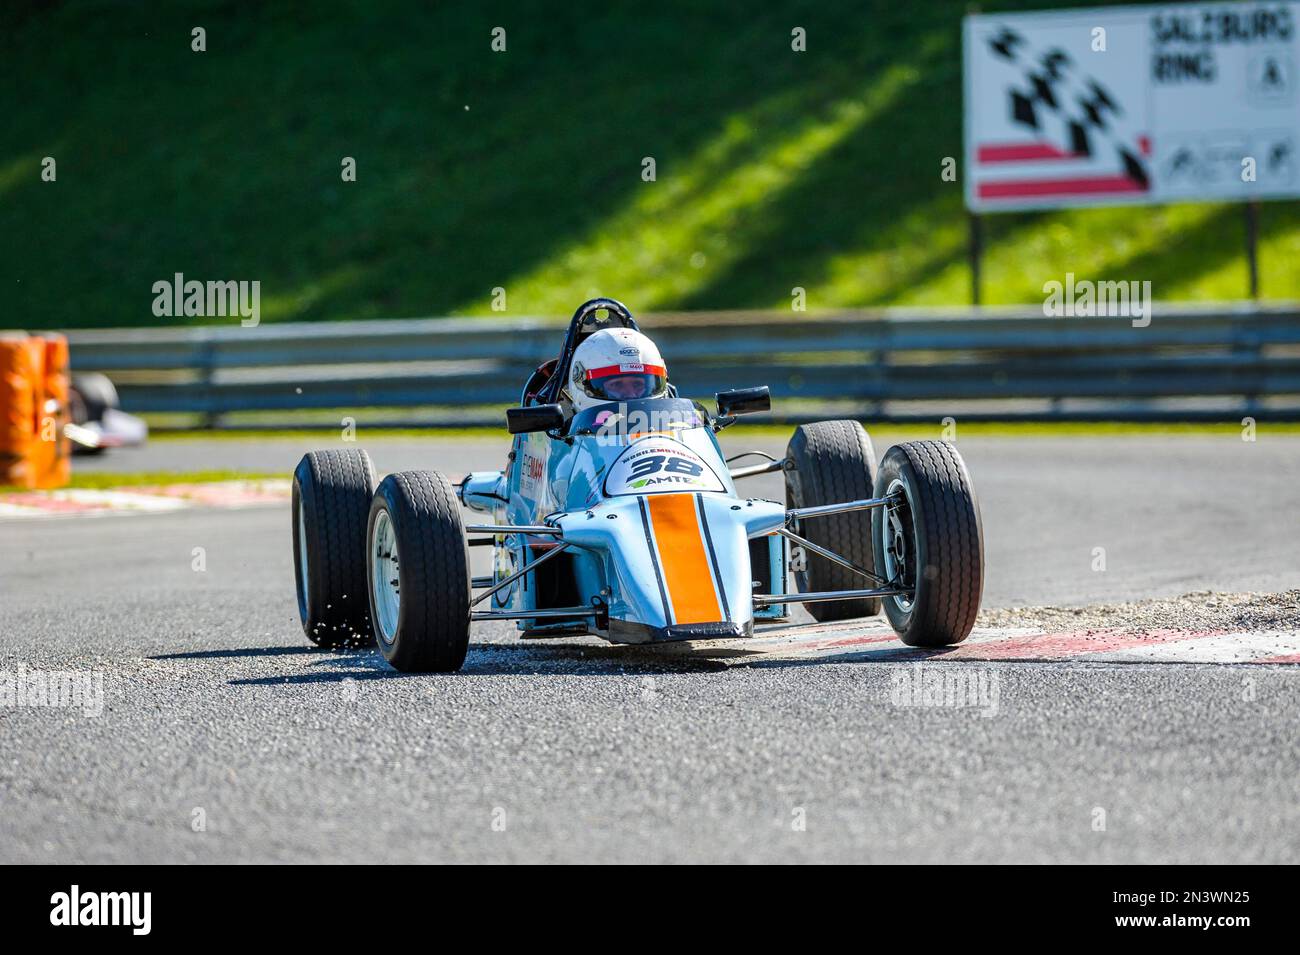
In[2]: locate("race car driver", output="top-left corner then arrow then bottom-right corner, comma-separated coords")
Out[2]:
563,327 -> 668,411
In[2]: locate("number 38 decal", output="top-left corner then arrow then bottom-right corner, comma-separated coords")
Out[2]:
628,454 -> 703,479
604,441 -> 726,496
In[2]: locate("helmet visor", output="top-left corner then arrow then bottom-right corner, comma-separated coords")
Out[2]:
582,364 -> 666,402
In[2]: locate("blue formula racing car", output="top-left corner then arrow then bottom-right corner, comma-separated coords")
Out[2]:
291,298 -> 985,672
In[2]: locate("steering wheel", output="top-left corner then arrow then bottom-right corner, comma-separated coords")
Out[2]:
571,298 -> 637,333
540,298 -> 639,404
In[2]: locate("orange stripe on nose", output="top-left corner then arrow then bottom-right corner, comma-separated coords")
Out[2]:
646,493 -> 722,624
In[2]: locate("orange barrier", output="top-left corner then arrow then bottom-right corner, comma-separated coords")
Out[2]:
0,333 -> 71,489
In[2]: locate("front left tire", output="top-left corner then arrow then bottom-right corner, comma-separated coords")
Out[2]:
367,471 -> 472,673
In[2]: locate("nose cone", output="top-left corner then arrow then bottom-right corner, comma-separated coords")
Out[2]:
557,493 -> 782,643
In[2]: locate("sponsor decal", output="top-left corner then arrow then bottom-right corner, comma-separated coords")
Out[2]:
519,443 -> 547,499
603,439 -> 725,496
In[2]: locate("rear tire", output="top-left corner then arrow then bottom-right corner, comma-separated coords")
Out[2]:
784,420 -> 881,621
292,449 -> 377,648
367,471 -> 471,673
871,440 -> 983,647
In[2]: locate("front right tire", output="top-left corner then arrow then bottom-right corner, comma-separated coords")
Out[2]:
367,471 -> 472,673
292,449 -> 377,648
785,419 -> 881,621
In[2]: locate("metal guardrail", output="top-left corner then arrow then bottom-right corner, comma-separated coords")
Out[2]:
62,304 -> 1300,425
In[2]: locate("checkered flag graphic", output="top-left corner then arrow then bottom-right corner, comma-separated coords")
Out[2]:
988,27 -> 1149,188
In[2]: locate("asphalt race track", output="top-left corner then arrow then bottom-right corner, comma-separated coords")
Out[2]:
2,432 -> 1298,863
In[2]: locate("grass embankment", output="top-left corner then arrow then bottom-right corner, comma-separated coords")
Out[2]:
6,0 -> 1298,333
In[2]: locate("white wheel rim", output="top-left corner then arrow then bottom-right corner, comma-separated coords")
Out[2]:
296,497 -> 310,600
881,478 -> 915,613
371,509 -> 400,643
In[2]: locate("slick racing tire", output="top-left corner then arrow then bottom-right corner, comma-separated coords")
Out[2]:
871,440 -> 983,647
367,470 -> 471,673
292,449 -> 378,648
785,420 -> 881,622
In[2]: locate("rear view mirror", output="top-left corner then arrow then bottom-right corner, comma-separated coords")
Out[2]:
507,403 -> 565,435
716,386 -> 771,417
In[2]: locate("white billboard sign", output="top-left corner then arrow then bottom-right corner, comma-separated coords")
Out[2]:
965,2 -> 1300,211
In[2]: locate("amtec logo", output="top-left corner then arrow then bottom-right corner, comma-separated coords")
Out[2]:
50,885 -> 151,936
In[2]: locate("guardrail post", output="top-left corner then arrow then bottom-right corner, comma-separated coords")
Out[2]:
872,323 -> 887,420
1232,313 -> 1263,418
1244,201 -> 1260,300
198,336 -> 221,430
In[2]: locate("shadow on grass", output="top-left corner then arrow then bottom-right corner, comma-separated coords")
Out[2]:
6,1 -> 973,328
1099,201 -> 1300,298
9,1 -> 1300,330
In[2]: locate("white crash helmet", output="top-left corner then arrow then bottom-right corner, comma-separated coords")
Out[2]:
566,328 -> 668,412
